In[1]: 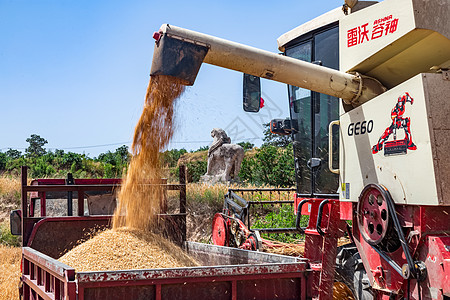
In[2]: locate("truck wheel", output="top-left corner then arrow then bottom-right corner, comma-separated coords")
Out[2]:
335,243 -> 373,300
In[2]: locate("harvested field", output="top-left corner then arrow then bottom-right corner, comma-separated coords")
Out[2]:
59,228 -> 199,272
0,245 -> 21,300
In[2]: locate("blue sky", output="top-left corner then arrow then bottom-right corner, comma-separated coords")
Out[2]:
0,0 -> 344,157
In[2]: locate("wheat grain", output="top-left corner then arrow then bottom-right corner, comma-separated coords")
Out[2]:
59,228 -> 199,271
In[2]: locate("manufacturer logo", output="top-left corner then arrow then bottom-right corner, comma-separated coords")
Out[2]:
347,14 -> 399,48
372,92 -> 417,156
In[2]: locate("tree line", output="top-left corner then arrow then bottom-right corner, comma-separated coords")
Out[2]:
1,126 -> 295,187
0,134 -> 131,178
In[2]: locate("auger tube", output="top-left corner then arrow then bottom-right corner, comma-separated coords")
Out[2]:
151,24 -> 386,107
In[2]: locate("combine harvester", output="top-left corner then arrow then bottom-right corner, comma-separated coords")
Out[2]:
12,0 -> 450,299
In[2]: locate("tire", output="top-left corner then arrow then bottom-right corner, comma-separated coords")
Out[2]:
335,243 -> 373,300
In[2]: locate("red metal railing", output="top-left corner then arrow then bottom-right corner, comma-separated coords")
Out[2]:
22,247 -> 76,300
19,166 -> 188,248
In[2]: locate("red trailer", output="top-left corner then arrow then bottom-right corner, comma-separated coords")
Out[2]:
11,166 -> 310,300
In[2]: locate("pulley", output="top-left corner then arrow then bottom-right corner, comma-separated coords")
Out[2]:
357,184 -> 400,252
212,213 -> 228,246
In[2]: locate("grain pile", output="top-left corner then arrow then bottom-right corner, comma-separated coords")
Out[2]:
59,75 -> 198,271
59,228 -> 198,271
0,245 -> 21,300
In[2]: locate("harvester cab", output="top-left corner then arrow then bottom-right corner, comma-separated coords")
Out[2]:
149,0 -> 450,299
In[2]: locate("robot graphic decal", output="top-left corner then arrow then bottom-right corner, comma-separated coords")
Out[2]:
372,92 -> 417,156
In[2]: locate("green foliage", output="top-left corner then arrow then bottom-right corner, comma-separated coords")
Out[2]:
252,204 -> 308,243
2,138 -> 130,178
192,145 -> 209,153
0,222 -> 21,247
162,148 -> 187,167
115,145 -> 129,162
25,134 -> 48,157
238,156 -> 255,183
31,157 -> 55,177
82,159 -> 104,178
6,149 -> 22,159
62,152 -> 82,169
6,157 -> 28,174
95,145 -> 130,178
239,144 -> 295,187
237,141 -> 254,151
0,152 -> 6,171
186,160 -> 207,183
103,163 -> 115,178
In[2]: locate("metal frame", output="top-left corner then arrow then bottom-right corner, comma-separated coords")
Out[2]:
19,166 -> 187,248
22,242 -> 308,300
22,247 -> 76,300
223,187 -> 298,233
19,166 -> 312,300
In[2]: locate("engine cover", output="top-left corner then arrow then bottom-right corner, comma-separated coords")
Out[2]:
339,73 -> 450,205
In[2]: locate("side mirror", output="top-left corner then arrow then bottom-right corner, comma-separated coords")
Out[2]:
10,209 -> 21,236
243,74 -> 261,112
270,118 -> 295,136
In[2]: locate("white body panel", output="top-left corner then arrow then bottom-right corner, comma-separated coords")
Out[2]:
339,73 -> 450,205
339,0 -> 450,88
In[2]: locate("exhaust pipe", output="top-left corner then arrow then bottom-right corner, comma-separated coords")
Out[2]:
150,24 -> 385,107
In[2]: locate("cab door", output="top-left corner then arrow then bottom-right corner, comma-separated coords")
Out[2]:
286,25 -> 339,196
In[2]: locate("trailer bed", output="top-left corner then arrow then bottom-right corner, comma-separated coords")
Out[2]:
22,242 -> 309,300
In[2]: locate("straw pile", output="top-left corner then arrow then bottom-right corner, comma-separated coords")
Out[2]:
261,239 -> 305,257
0,245 -> 21,300
59,228 -> 199,271
261,237 -> 350,257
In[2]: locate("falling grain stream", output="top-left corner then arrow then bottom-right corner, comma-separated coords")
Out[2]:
60,76 -> 200,271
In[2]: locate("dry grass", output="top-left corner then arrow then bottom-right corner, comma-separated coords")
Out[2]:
178,151 -> 208,165
0,175 -> 21,194
0,245 -> 21,300
0,175 -> 21,205
59,228 -> 199,272
186,182 -> 232,208
186,182 -> 295,205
